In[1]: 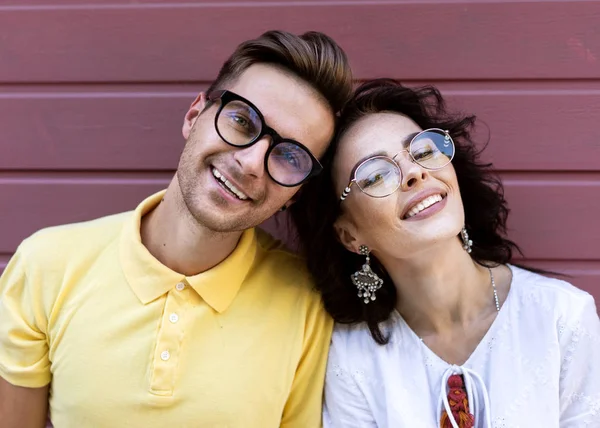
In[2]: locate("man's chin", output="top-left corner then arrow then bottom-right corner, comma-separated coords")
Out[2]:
182,190 -> 278,232
190,207 -> 268,233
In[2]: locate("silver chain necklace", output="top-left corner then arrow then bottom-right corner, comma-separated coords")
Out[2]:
488,267 -> 500,312
417,267 -> 500,344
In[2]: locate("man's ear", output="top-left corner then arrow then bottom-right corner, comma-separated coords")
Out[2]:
279,201 -> 293,212
334,215 -> 361,254
278,183 -> 308,211
182,92 -> 208,139
280,193 -> 301,211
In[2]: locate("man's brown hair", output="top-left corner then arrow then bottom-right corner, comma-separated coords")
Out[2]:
207,30 -> 353,114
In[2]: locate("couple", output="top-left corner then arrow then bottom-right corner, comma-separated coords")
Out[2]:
0,30 -> 598,428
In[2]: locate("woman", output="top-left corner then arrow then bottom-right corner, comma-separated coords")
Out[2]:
290,79 -> 600,427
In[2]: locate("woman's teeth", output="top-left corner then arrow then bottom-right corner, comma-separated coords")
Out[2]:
405,194 -> 443,218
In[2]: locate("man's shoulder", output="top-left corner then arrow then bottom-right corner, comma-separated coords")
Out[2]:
255,228 -> 304,268
254,228 -> 316,290
18,211 -> 132,268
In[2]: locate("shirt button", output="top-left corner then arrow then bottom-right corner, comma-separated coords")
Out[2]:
169,313 -> 179,323
160,350 -> 170,361
175,282 -> 185,291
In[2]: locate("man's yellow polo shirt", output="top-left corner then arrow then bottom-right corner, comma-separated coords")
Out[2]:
0,191 -> 333,427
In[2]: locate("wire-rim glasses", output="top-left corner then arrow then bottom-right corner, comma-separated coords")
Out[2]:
340,128 -> 455,201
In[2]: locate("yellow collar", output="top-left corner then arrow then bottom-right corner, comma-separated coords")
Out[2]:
120,191 -> 257,312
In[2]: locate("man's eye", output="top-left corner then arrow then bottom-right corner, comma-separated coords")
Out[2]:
233,115 -> 249,127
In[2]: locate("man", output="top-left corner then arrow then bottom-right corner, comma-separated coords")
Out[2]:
0,30 -> 353,427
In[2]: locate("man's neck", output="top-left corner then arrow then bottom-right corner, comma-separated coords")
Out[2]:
140,181 -> 244,276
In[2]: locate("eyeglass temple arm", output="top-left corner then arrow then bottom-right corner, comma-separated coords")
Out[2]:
207,89 -> 225,99
340,180 -> 356,201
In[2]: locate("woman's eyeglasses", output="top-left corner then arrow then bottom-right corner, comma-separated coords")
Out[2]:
340,128 -> 455,201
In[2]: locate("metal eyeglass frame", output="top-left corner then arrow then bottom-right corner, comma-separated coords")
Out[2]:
339,128 -> 454,201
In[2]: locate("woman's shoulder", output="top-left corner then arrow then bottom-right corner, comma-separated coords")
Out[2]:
330,311 -> 409,367
509,264 -> 597,322
331,320 -> 377,350
330,314 -> 401,359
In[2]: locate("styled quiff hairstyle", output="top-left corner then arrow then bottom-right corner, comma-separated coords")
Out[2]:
206,30 -> 353,113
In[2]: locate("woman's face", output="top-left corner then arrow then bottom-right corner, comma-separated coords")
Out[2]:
333,112 -> 465,260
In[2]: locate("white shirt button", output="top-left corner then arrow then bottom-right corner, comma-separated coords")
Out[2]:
160,350 -> 170,361
175,282 -> 185,291
169,313 -> 179,323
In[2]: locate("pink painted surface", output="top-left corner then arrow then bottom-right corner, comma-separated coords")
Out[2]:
0,1 -> 599,307
2,83 -> 600,171
2,2 -> 600,82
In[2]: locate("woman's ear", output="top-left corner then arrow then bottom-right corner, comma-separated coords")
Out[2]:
334,215 -> 361,254
182,92 -> 208,139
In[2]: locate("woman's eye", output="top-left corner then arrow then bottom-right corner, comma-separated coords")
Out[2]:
412,143 -> 442,161
413,149 -> 434,160
362,171 -> 387,187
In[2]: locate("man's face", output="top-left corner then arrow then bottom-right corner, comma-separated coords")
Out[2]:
177,63 -> 335,232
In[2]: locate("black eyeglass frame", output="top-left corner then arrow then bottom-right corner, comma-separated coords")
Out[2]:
207,89 -> 324,187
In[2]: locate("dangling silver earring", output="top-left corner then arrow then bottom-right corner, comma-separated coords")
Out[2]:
461,227 -> 473,253
351,245 -> 383,304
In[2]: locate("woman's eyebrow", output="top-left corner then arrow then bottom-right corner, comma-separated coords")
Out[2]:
402,132 -> 419,148
348,151 -> 389,177
359,150 -> 388,162
351,131 -> 421,170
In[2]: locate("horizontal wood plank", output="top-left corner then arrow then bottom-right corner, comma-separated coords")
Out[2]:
0,91 -> 190,171
503,172 -> 600,260
0,174 -> 598,258
445,88 -> 600,171
0,175 -> 168,254
2,86 -> 600,170
1,1 -> 599,82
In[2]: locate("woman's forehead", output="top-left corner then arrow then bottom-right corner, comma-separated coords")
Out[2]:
332,112 -> 419,187
339,112 -> 422,160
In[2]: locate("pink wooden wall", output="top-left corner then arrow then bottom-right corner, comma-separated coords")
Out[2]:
1,1 -> 599,304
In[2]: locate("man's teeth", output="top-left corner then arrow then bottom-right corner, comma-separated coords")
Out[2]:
211,168 -> 248,200
405,194 -> 443,218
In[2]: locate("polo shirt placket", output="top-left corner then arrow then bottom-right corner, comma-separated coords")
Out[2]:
149,280 -> 191,396
119,192 -> 257,399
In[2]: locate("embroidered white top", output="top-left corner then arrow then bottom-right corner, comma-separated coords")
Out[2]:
323,265 -> 600,428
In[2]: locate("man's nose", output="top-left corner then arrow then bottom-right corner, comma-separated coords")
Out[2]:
232,136 -> 271,178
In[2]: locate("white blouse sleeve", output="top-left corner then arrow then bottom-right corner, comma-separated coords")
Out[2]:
559,293 -> 600,427
323,334 -> 377,428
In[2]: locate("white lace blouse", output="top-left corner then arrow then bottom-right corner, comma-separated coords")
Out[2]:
323,265 -> 600,428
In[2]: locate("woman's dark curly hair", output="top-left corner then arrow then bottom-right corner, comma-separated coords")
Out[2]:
289,78 -> 523,345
